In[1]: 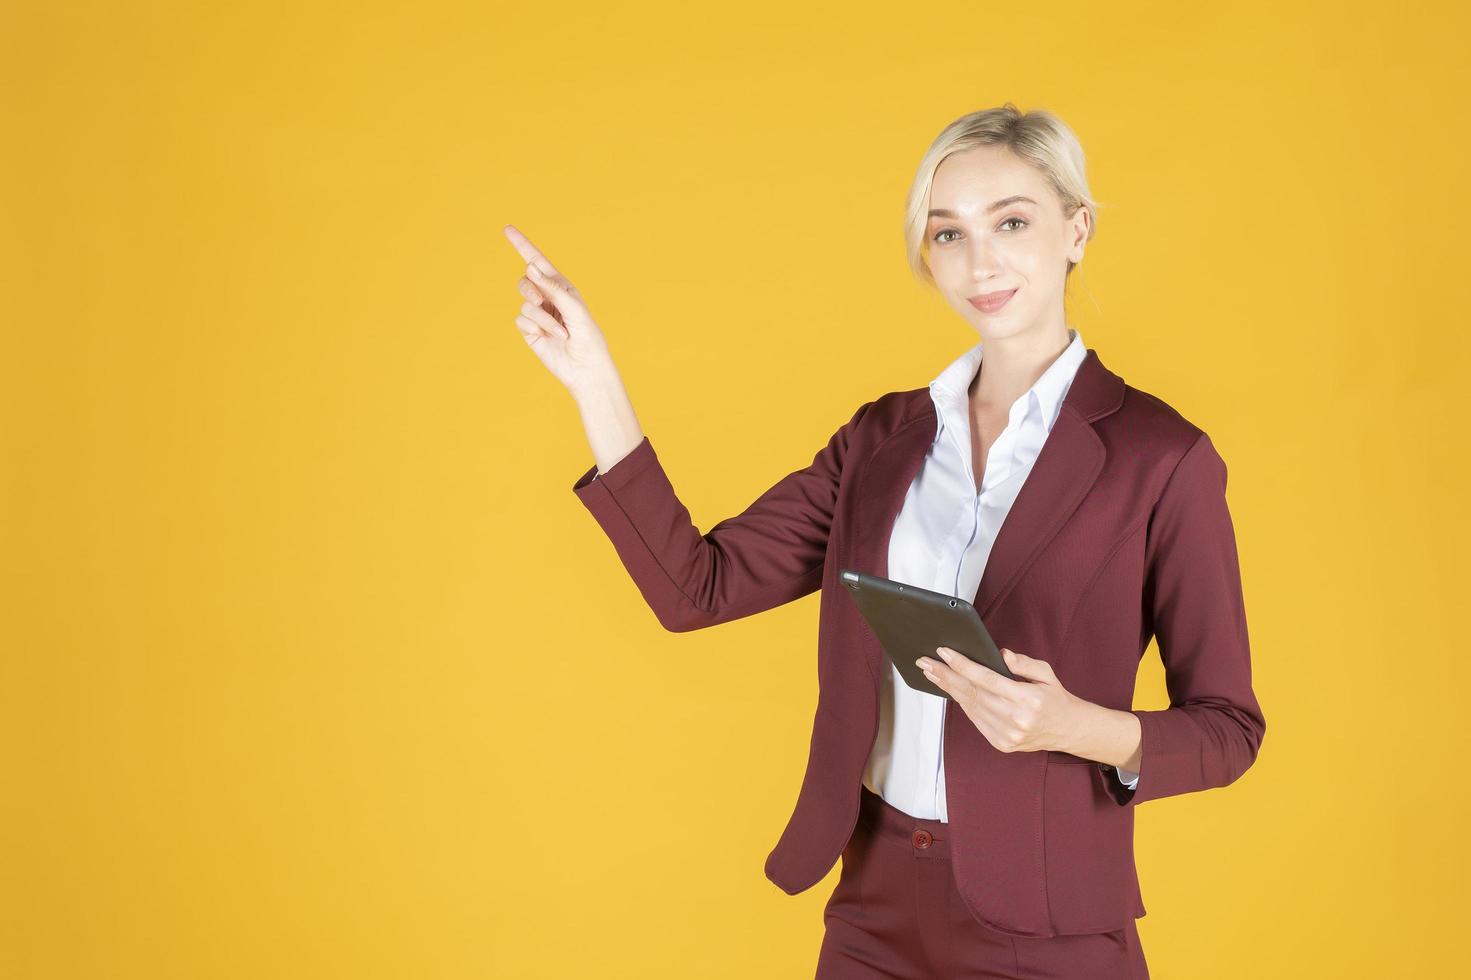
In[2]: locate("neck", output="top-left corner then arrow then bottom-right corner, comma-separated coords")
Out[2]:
968,323 -> 1073,411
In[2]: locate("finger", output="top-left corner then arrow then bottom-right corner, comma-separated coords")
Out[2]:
919,652 -> 976,701
514,312 -> 558,344
935,646 -> 1007,695
526,263 -> 584,319
503,225 -> 563,279
518,275 -> 547,307
519,301 -> 568,340
529,271 -> 580,307
919,660 -> 1009,729
918,659 -> 953,696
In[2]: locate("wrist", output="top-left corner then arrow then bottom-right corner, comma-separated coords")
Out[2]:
1054,693 -> 1097,756
1061,701 -> 1143,771
569,366 -> 624,404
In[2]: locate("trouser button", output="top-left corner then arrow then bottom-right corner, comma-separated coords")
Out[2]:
912,829 -> 933,849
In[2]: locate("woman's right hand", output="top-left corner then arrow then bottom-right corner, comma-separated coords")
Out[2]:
503,224 -> 617,396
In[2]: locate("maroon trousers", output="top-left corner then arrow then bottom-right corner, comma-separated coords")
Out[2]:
815,786 -> 1150,979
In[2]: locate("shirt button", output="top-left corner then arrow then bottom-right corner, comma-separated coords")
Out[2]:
912,829 -> 933,849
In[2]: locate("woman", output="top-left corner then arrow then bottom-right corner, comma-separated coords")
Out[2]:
505,104 -> 1266,979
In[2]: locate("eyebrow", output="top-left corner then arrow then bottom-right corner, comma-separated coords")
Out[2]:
928,195 -> 1039,219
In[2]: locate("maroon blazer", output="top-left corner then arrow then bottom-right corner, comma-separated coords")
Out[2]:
570,345 -> 1266,938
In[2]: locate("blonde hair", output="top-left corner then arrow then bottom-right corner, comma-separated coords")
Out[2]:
904,103 -> 1106,289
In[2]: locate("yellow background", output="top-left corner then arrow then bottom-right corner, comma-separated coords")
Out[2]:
5,1 -> 1467,976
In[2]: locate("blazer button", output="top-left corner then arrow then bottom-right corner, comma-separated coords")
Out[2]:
912,829 -> 933,849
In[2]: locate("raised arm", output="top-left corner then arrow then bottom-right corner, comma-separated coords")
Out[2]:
571,401 -> 872,632
502,222 -> 872,633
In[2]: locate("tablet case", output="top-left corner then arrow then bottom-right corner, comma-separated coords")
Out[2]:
840,568 -> 1015,698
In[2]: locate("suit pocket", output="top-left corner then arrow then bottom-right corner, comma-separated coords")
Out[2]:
1042,759 -> 1143,934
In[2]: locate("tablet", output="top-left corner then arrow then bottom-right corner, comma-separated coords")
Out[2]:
840,568 -> 1016,699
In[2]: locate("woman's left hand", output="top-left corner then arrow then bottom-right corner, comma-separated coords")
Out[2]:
916,647 -> 1082,755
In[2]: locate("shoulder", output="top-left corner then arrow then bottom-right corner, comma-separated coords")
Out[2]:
1108,381 -> 1231,496
836,386 -> 931,443
1107,380 -> 1213,457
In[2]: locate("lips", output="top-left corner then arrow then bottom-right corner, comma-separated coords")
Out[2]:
968,288 -> 1017,314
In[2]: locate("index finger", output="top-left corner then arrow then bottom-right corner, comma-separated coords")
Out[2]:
937,647 -> 1013,696
502,224 -> 562,278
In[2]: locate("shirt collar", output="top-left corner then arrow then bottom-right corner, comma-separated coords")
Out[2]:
928,327 -> 1086,437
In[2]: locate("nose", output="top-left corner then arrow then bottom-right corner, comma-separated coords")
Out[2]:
964,238 -> 1003,282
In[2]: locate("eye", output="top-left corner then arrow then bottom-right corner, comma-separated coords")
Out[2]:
930,217 -> 1027,244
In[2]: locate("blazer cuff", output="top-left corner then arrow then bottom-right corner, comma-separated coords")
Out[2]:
572,436 -> 659,497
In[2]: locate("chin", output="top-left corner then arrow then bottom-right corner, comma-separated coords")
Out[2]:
974,315 -> 1033,339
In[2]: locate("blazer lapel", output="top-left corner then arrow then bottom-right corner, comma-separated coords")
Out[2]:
845,347 -> 1126,678
971,406 -> 1103,618
976,347 -> 1123,615
974,347 -> 1125,617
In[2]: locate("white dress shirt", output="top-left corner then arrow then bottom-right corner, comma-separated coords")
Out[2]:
861,327 -> 1141,822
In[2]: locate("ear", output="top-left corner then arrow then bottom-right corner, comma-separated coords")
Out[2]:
1077,211 -> 1091,255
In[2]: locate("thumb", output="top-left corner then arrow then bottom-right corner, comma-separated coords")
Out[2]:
1002,648 -> 1053,683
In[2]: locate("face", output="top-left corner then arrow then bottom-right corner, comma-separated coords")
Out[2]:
923,145 -> 1089,342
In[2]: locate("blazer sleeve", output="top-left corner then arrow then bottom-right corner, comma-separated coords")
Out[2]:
1102,430 -> 1267,806
570,401 -> 873,632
